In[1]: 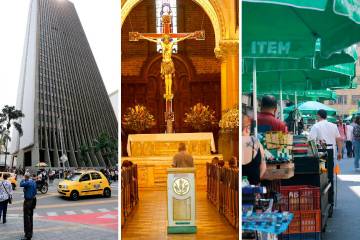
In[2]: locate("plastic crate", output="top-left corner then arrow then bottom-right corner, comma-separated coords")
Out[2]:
280,185 -> 320,211
284,210 -> 321,234
279,232 -> 321,240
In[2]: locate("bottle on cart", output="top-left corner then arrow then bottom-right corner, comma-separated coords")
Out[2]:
242,176 -> 250,187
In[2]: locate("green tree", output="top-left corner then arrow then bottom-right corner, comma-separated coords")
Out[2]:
0,105 -> 24,168
93,133 -> 117,167
79,144 -> 90,166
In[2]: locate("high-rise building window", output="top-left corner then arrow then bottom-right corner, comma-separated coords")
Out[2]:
156,0 -> 177,53
337,95 -> 347,105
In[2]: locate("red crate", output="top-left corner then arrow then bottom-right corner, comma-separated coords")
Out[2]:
280,185 -> 320,211
285,210 -> 321,234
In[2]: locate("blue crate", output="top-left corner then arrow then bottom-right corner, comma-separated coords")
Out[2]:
280,232 -> 321,240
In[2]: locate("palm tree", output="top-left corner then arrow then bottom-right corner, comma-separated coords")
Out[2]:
93,133 -> 117,167
79,144 -> 90,166
0,105 -> 24,168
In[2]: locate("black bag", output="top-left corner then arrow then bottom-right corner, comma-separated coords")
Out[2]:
354,125 -> 360,139
2,181 -> 12,204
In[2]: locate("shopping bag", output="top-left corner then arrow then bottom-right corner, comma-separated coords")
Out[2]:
334,164 -> 341,175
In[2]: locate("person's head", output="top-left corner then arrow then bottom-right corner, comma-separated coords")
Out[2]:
218,160 -> 225,167
242,114 -> 252,136
337,116 -> 343,124
3,173 -> 9,180
211,157 -> 219,165
261,95 -> 277,114
178,142 -> 186,152
317,109 -> 327,120
163,34 -> 170,44
229,157 -> 237,168
24,172 -> 30,180
355,116 -> 360,125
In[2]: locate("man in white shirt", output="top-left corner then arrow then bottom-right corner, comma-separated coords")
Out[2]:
309,110 -> 343,160
309,109 -> 342,208
346,121 -> 354,158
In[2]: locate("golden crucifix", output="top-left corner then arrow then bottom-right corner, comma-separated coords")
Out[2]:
129,14 -> 205,100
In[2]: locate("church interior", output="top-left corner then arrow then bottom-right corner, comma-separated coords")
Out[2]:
121,0 -> 239,238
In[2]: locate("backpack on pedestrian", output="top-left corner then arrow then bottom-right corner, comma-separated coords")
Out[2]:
354,125 -> 360,139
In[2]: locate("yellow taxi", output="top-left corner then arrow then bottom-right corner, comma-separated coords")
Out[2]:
58,170 -> 111,200
0,172 -> 17,190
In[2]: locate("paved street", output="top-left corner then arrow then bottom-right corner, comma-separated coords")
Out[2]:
323,155 -> 360,239
0,178 -> 118,240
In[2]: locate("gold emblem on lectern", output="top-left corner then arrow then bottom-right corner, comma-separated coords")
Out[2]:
173,178 -> 190,196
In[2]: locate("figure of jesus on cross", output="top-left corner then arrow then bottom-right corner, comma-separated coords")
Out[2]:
129,4 -> 205,100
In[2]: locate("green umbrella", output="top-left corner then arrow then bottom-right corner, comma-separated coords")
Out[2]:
243,0 -> 360,59
255,89 -> 337,102
242,62 -> 355,93
315,41 -> 358,68
284,101 -> 337,115
243,42 -> 358,73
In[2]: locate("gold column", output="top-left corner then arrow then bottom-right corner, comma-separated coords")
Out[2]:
215,40 -> 239,111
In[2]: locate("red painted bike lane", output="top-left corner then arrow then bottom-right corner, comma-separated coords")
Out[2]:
44,210 -> 118,231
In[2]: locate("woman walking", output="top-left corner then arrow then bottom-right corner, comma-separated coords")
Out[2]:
352,116 -> 360,171
0,173 -> 13,224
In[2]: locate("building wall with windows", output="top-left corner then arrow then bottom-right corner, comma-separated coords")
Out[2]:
11,0 -> 118,168
326,86 -> 360,116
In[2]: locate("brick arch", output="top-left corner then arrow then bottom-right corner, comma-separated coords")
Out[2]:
121,0 -> 225,49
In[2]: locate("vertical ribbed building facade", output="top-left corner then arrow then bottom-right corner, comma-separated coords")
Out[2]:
12,0 -> 118,168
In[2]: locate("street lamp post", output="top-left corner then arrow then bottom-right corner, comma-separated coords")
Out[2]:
60,154 -> 68,179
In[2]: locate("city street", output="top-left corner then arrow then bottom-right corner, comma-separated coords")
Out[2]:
0,178 -> 118,240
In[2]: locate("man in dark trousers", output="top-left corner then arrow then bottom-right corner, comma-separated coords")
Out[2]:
20,173 -> 37,240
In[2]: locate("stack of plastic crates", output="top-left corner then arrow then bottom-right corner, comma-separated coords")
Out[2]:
279,185 -> 321,240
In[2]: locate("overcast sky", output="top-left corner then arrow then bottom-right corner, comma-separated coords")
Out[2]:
0,0 -> 120,108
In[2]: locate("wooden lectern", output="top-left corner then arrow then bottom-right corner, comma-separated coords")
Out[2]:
167,168 -> 197,234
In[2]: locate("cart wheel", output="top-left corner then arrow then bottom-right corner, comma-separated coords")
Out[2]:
328,205 -> 334,218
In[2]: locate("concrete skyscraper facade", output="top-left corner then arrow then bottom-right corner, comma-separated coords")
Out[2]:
11,0 -> 118,168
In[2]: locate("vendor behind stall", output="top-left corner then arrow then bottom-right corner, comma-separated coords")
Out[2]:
257,95 -> 288,134
242,114 -> 266,185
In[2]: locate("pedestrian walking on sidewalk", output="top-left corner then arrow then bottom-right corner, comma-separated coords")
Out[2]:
0,173 -> 13,224
353,116 -> 360,171
20,173 -> 37,240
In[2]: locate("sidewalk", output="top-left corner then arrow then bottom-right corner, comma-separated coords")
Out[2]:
323,156 -> 360,239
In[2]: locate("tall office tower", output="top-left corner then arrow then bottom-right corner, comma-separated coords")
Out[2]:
11,0 -> 118,168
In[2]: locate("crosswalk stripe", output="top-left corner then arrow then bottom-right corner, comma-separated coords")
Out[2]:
98,208 -> 109,212
65,211 -> 76,215
8,213 -> 20,217
81,209 -> 94,214
47,212 -> 58,216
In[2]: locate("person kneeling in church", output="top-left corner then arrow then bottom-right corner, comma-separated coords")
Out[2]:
172,143 -> 194,168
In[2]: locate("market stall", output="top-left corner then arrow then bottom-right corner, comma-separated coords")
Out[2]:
242,0 -> 360,239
